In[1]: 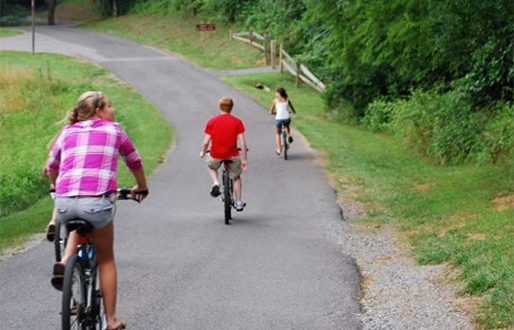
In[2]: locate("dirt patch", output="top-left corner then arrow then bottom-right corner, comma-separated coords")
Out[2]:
467,233 -> 487,240
255,57 -> 267,66
491,193 -> 514,211
412,183 -> 435,192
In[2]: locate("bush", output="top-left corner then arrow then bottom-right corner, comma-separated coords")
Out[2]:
363,89 -> 514,166
362,98 -> 396,132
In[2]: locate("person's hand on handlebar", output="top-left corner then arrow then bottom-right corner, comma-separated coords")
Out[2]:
131,185 -> 149,202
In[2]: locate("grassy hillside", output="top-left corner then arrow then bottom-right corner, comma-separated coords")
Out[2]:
0,51 -> 173,251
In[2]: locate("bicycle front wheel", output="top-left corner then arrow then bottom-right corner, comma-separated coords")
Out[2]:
223,171 -> 231,225
62,254 -> 85,330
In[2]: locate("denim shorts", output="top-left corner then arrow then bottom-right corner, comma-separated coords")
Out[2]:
54,196 -> 116,229
275,118 -> 291,128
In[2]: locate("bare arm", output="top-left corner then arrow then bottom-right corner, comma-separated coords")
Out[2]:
269,100 -> 276,115
48,171 -> 58,187
199,134 -> 211,158
288,100 -> 297,114
238,133 -> 248,171
131,167 -> 149,201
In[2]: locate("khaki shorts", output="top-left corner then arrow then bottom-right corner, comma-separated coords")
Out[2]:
206,154 -> 242,180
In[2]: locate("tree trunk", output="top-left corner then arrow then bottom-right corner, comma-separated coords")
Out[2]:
112,0 -> 118,18
47,0 -> 57,25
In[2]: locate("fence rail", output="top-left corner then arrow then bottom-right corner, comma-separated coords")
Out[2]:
231,29 -> 326,92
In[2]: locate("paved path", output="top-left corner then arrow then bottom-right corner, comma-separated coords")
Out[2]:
0,25 -> 362,329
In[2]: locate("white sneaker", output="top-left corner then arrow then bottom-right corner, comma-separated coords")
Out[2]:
235,201 -> 246,212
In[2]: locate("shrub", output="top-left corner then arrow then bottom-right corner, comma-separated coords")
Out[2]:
362,98 -> 396,132
364,89 -> 514,166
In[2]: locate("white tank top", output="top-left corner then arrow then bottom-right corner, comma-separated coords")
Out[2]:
275,100 -> 290,120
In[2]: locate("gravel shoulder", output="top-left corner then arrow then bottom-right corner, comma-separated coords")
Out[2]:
338,199 -> 477,330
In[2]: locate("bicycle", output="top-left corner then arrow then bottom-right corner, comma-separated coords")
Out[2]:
279,123 -> 289,160
220,159 -> 235,225
58,188 -> 146,330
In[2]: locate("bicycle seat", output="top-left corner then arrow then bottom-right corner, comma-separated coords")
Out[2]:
66,219 -> 94,235
221,159 -> 233,164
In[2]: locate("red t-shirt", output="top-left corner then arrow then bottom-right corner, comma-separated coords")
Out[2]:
205,113 -> 245,159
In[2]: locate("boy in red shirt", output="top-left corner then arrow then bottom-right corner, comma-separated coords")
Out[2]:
200,97 -> 249,211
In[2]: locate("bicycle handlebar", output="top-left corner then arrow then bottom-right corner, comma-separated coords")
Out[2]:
117,187 -> 148,203
48,188 -> 148,203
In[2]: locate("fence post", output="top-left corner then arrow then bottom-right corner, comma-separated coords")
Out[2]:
264,34 -> 270,65
270,40 -> 276,69
229,29 -> 232,39
249,28 -> 254,46
279,43 -> 283,73
296,62 -> 300,88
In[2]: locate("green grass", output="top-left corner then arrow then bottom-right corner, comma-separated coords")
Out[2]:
3,1 -> 513,326
82,14 -> 264,70
223,73 -> 514,329
0,50 -> 173,252
0,28 -> 23,38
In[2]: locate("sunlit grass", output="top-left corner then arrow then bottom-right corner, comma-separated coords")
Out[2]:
83,14 -> 264,70
0,50 -> 173,252
224,72 -> 514,329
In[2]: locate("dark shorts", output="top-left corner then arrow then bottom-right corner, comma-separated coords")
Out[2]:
275,118 -> 291,128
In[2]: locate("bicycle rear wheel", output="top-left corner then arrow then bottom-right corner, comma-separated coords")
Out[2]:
282,129 -> 288,160
62,254 -> 85,330
223,170 -> 231,225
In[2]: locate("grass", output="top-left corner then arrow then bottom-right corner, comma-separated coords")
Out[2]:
0,50 -> 173,252
0,28 -> 23,38
223,73 -> 514,329
82,14 -> 264,70
3,1 -> 513,327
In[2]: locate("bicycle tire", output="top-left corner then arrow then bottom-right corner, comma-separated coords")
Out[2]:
62,254 -> 85,330
92,287 -> 105,330
282,129 -> 288,160
54,219 -> 66,263
223,170 -> 231,225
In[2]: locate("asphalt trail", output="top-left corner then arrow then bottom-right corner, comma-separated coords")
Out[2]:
0,24 -> 362,329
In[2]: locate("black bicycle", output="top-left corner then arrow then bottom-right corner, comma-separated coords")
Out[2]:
59,188 -> 145,330
279,123 -> 289,160
220,160 -> 235,225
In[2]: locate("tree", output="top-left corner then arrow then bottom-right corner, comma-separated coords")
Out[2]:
47,0 -> 56,25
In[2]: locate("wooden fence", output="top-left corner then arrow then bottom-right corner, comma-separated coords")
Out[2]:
231,29 -> 326,92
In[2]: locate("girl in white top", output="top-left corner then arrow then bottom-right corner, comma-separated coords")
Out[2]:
269,87 -> 297,155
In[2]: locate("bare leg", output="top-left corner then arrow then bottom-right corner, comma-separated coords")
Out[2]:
234,177 -> 242,202
285,125 -> 291,137
275,127 -> 281,152
93,222 -> 125,329
50,209 -> 57,225
208,167 -> 219,184
60,231 -> 79,265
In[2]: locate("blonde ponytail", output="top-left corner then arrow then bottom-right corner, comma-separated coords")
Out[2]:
61,91 -> 104,124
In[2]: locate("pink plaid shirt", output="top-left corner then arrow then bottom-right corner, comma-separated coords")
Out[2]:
46,120 -> 142,197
